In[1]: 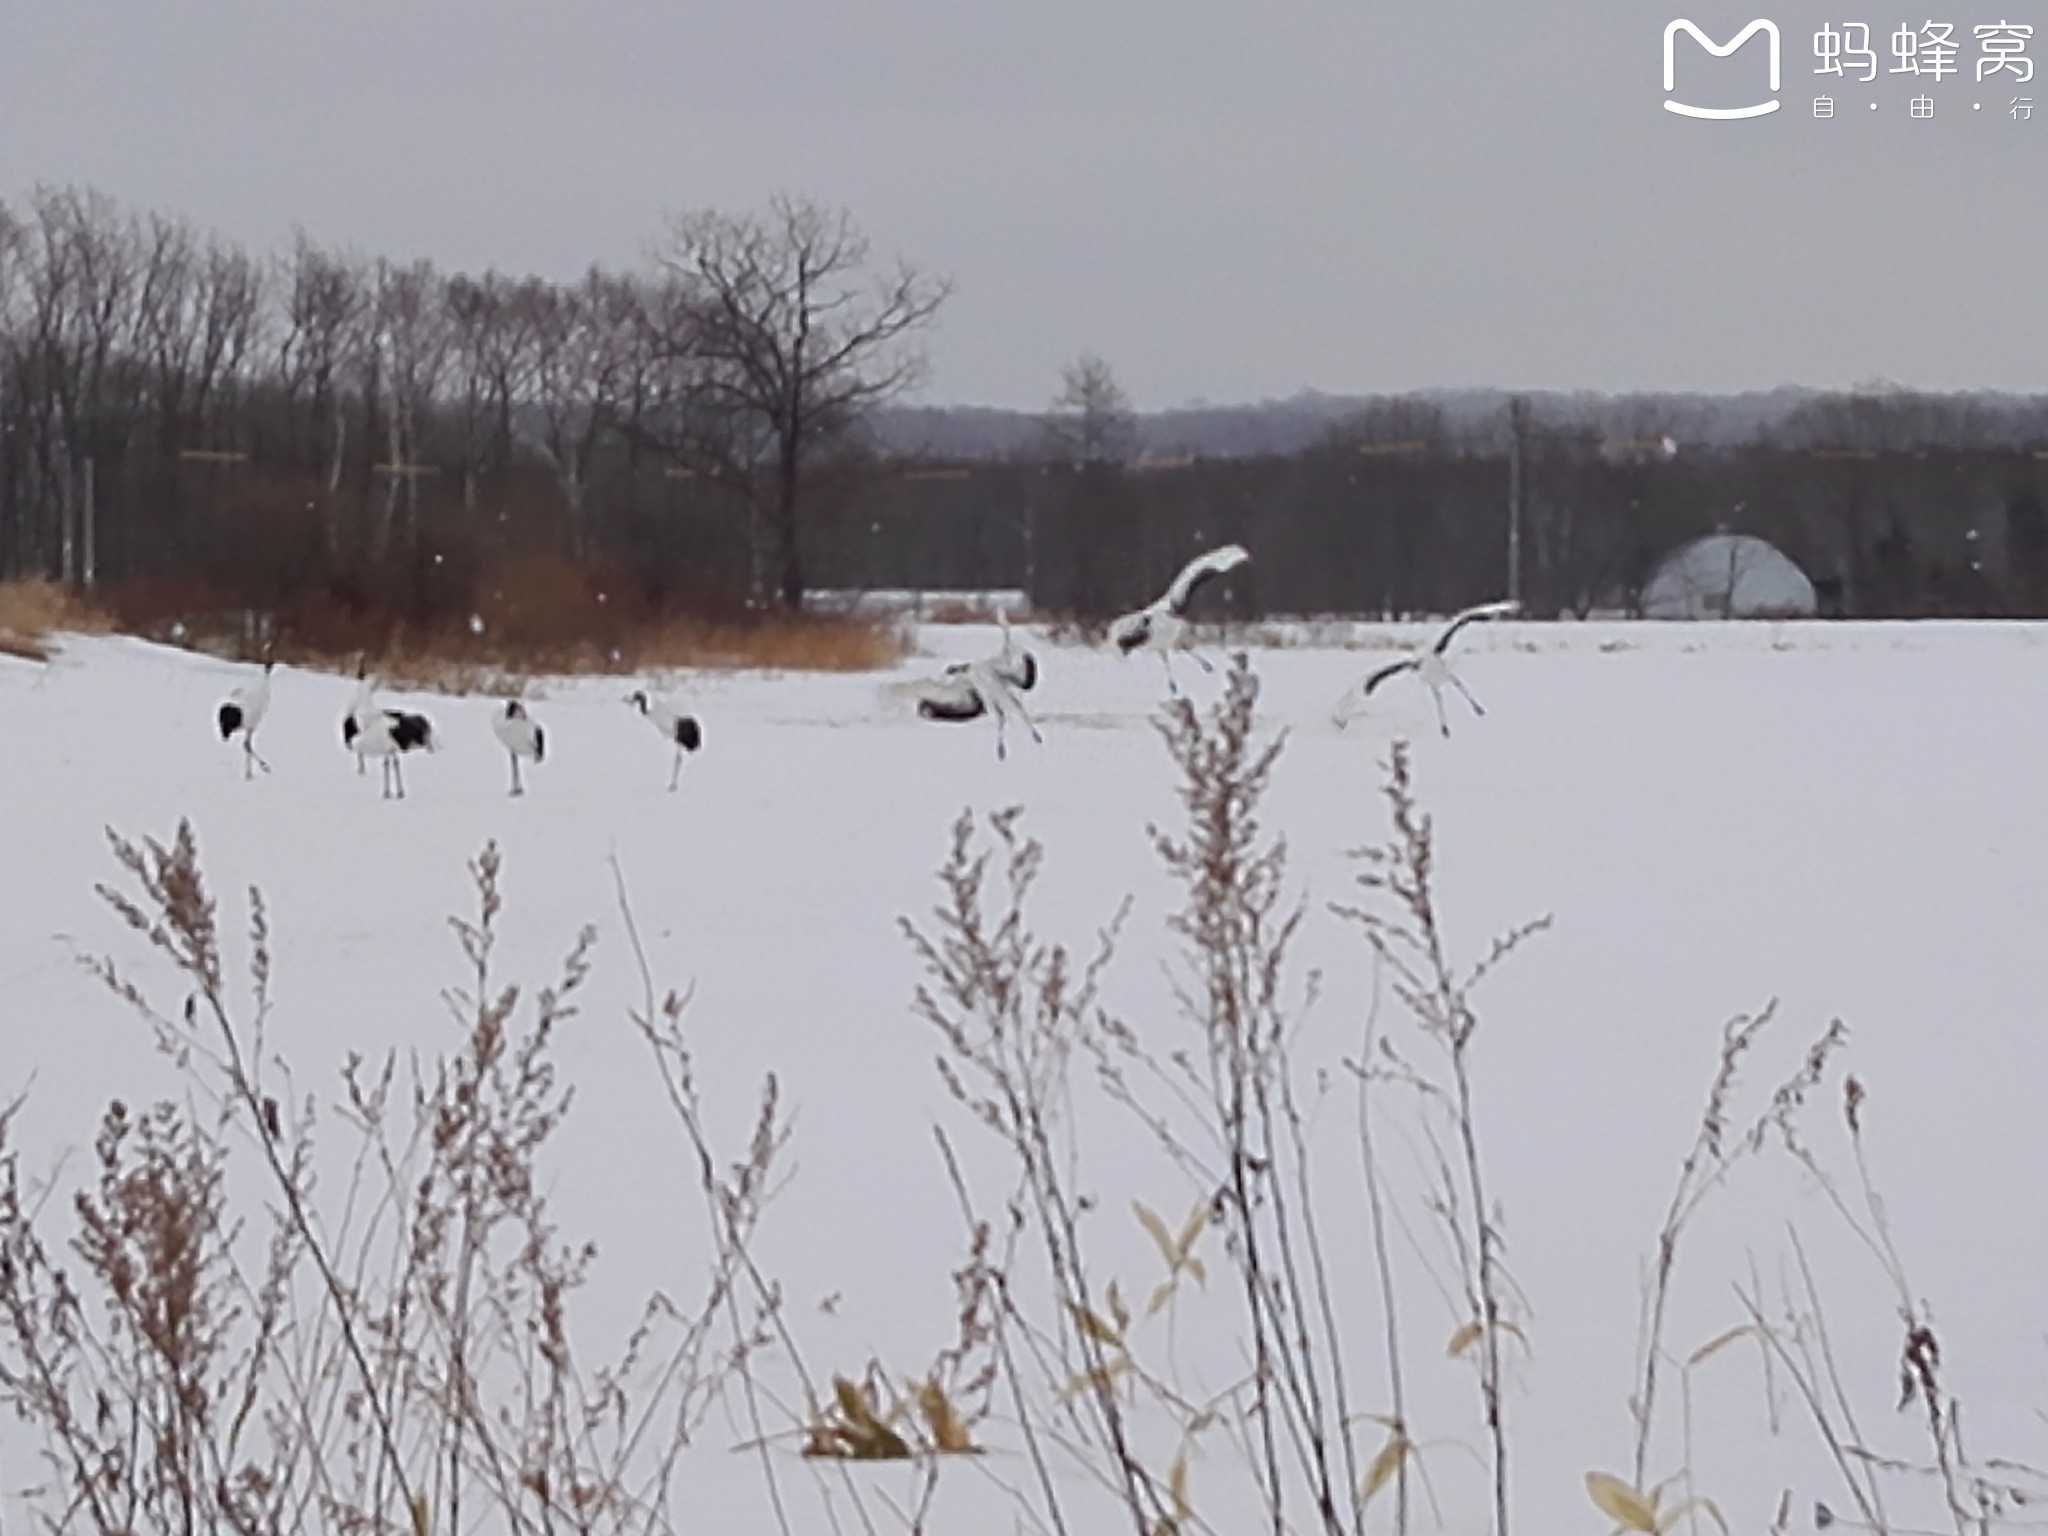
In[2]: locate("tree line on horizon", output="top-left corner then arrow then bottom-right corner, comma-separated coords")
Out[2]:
1,180 -> 2042,637
0,183 -> 948,631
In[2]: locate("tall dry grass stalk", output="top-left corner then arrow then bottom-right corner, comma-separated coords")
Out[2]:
908,659 -> 1511,1536
1349,960 -> 1416,1536
612,851 -> 1001,1536
1337,740 -> 1549,1536
905,805 -> 1164,1536
1139,656 -> 1362,1534
0,822 -> 794,1536
1731,1075 -> 2048,1536
1610,1013 -> 2048,1536
1625,1007 -> 1845,1493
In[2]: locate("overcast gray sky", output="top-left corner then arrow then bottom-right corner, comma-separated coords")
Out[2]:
1,1 -> 2040,409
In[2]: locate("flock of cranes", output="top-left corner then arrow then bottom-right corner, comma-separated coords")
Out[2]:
217,655 -> 704,799
908,544 -> 1520,759
213,545 -> 1519,788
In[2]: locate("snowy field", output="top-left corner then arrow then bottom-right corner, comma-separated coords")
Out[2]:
3,618 -> 2046,1533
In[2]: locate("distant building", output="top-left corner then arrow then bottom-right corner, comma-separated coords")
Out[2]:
1642,533 -> 1818,619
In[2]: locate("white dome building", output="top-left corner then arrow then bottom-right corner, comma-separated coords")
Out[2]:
1641,533 -> 1817,620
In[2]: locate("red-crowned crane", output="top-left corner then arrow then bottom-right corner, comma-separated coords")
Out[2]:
1335,600 -> 1520,738
628,691 -> 703,790
344,704 -> 437,798
492,699 -> 545,796
217,660 -> 275,779
1106,543 -> 1250,693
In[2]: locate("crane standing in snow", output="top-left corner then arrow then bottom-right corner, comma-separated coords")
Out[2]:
343,656 -> 376,776
217,659 -> 275,779
345,706 -> 437,798
492,700 -> 545,796
1106,543 -> 1250,692
628,692 -> 703,790
1334,600 -> 1520,738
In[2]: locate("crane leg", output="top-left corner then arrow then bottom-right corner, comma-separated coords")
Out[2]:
1448,671 -> 1486,717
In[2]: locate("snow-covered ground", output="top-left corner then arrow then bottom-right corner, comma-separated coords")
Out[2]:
3,618 -> 2044,1533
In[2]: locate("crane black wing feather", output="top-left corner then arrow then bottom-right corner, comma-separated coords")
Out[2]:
918,690 -> 987,723
1360,658 -> 1415,696
1430,600 -> 1520,654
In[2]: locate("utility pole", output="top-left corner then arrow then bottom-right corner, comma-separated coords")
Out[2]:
81,455 -> 95,589
1506,396 -> 1527,604
60,459 -> 75,586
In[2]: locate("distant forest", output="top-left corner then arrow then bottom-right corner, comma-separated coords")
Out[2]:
3,182 -> 2045,642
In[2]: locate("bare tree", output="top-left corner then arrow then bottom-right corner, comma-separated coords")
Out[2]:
133,212 -> 199,461
0,199 -> 26,572
1323,394 -> 1449,454
1044,353 -> 1137,464
133,221 -> 264,454
526,269 -> 645,556
444,270 -> 538,509
274,234 -> 373,507
189,237 -> 266,449
1775,383 -> 1955,454
644,196 -> 950,610
369,259 -> 451,562
1314,398 -> 1456,618
0,199 -> 22,332
21,187 -> 147,582
125,215 -> 262,572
